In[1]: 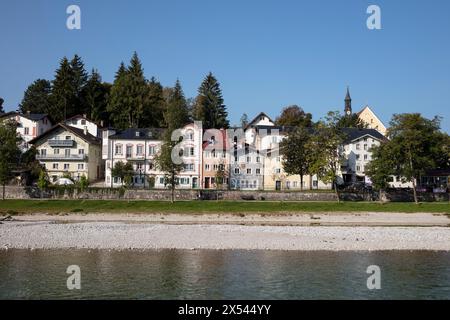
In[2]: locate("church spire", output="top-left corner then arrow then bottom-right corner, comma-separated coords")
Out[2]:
344,86 -> 352,115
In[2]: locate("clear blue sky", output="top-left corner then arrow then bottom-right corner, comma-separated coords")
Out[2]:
1,0 -> 449,132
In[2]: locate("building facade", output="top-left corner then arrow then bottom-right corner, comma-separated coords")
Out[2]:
64,114 -> 103,138
339,128 -> 385,184
0,111 -> 53,151
29,123 -> 103,183
103,123 -> 203,189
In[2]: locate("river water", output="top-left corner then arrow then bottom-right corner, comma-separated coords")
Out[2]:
0,249 -> 449,299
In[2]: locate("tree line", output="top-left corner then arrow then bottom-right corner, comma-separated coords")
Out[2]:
280,111 -> 450,203
16,52 -> 230,130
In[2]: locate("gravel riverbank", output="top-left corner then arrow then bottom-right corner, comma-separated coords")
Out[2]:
1,220 -> 450,251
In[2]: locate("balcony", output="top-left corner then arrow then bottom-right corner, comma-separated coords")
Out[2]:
126,154 -> 145,160
37,154 -> 87,161
48,140 -> 75,147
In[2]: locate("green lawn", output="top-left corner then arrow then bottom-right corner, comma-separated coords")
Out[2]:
0,200 -> 449,214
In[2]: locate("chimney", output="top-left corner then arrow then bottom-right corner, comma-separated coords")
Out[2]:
83,126 -> 88,135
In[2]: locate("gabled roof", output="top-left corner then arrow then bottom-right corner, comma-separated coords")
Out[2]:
28,123 -> 101,145
109,128 -> 165,140
341,127 -> 386,143
65,114 -> 104,128
246,112 -> 275,129
0,111 -> 50,122
357,105 -> 386,126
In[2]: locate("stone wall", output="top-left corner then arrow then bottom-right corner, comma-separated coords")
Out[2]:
3,186 -> 449,202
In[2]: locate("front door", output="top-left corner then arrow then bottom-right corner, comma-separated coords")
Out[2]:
205,177 -> 210,189
275,180 -> 281,190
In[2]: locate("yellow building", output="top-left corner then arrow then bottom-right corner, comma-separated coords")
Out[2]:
357,105 -> 387,136
344,87 -> 387,136
29,123 -> 104,183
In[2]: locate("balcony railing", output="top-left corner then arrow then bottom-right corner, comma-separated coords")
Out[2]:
36,154 -> 87,161
126,154 -> 145,160
48,140 -> 75,147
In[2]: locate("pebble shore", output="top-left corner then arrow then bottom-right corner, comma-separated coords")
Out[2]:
1,220 -> 450,251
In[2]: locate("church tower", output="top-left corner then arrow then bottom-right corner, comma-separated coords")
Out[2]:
344,87 -> 352,116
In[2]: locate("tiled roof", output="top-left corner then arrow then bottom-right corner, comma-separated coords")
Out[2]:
0,111 -> 49,122
341,127 -> 386,143
109,128 -> 165,140
28,123 -> 101,145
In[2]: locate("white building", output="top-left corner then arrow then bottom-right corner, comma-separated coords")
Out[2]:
0,111 -> 53,151
64,114 -> 103,138
102,123 -> 203,189
339,128 -> 386,184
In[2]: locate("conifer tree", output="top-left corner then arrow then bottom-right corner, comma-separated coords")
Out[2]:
125,52 -> 149,128
19,79 -> 52,114
107,62 -> 129,129
82,69 -> 109,123
50,57 -> 76,122
193,72 -> 229,129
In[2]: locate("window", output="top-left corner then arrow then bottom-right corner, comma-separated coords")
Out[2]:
275,168 -> 281,174
115,144 -> 122,155
286,181 -> 291,189
272,136 -> 277,143
356,165 -> 361,172
234,168 -> 240,174
78,164 -> 84,170
64,163 -> 69,170
41,149 -> 46,156
148,162 -> 154,170
190,147 -> 195,156
52,163 -> 58,169
186,130 -> 194,140
148,146 -> 156,156
179,177 -> 190,185
160,177 -> 165,184
213,164 -> 218,171
293,181 -> 298,188
276,156 -> 281,162
256,168 -> 261,175
356,154 -> 360,160
364,154 -> 368,160
78,149 -> 84,155
24,127 -> 29,135
65,136 -> 71,140
54,148 -> 60,155
136,145 -> 143,156
205,164 -> 210,171
65,149 -> 71,157
81,119 -> 86,125
256,156 -> 260,163
313,180 -> 318,188
126,145 -> 132,157
364,144 -> 368,150
247,168 -> 252,174
356,144 -> 361,150
246,156 -> 251,163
